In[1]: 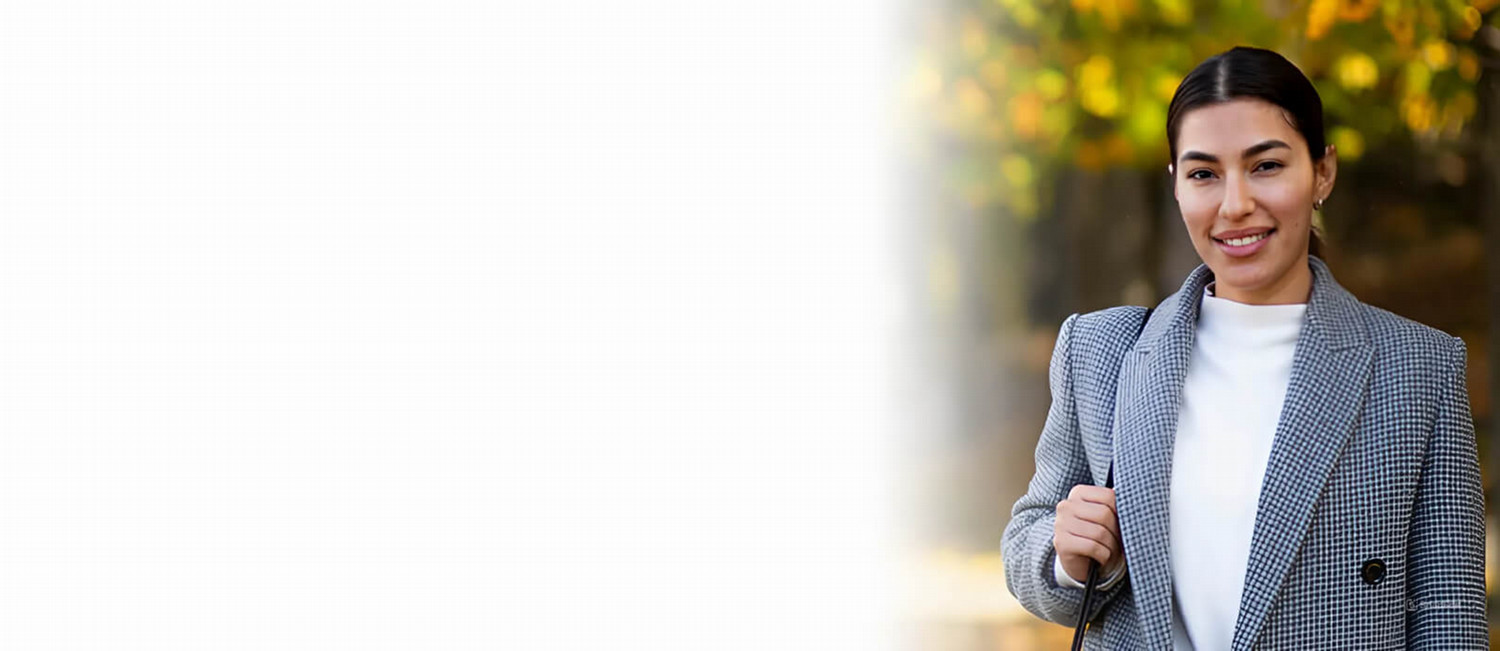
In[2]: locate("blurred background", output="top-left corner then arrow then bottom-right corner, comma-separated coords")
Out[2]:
897,0 -> 1500,648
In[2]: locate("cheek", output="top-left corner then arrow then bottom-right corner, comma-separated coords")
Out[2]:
1176,196 -> 1216,230
1175,182 -> 1216,209
1259,174 -> 1314,202
1267,189 -> 1310,212
1257,189 -> 1312,224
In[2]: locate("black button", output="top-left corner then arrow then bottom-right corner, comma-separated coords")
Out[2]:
1361,559 -> 1386,585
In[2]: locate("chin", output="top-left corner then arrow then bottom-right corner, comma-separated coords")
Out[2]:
1215,267 -> 1268,288
1213,256 -> 1291,286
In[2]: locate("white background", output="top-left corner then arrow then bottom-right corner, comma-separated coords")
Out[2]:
0,1 -> 911,648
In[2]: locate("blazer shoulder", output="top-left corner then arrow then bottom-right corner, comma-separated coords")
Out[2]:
1075,304 -> 1152,330
1068,305 -> 1152,355
1361,302 -> 1462,349
1358,303 -> 1465,381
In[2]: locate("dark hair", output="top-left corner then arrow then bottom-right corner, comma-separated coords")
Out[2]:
1166,46 -> 1328,258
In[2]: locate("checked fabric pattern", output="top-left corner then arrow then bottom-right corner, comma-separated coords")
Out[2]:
1001,256 -> 1487,650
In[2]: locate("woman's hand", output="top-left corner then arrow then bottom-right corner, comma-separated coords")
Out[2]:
1054,484 -> 1124,584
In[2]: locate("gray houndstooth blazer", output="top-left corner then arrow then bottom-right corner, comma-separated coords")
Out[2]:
1002,255 -> 1488,649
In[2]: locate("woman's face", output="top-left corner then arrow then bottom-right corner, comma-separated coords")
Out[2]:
1172,98 -> 1336,304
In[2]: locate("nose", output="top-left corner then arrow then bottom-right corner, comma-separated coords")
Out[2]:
1219,174 -> 1255,220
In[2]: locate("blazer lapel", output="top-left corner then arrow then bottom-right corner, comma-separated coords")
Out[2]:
1230,257 -> 1373,650
1113,256 -> 1372,651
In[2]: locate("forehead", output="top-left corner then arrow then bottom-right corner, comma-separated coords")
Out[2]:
1176,98 -> 1307,158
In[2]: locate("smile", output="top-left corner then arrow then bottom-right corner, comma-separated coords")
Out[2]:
1214,230 -> 1273,246
1213,228 -> 1276,257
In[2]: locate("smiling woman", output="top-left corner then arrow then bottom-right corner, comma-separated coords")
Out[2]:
1001,46 -> 1487,650
1165,53 -> 1337,306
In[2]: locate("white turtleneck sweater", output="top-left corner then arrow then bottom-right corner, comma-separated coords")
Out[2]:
1053,281 -> 1307,650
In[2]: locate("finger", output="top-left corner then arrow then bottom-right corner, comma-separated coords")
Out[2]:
1066,486 -> 1119,526
1059,530 -> 1116,566
1072,501 -> 1121,544
1074,483 -> 1110,504
1059,518 -> 1119,558
1075,487 -> 1118,521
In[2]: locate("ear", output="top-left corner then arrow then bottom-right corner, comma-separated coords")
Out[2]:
1169,162 -> 1178,202
1315,144 -> 1338,202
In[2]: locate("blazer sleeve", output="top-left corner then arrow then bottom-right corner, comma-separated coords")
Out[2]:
1002,313 -> 1128,626
1405,335 -> 1488,648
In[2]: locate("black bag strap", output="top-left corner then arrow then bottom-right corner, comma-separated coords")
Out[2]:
1070,305 -> 1153,651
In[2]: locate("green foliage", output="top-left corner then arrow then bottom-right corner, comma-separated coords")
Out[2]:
907,0 -> 1496,217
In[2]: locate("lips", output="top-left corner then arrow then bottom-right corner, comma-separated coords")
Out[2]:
1213,227 -> 1275,258
1213,227 -> 1275,242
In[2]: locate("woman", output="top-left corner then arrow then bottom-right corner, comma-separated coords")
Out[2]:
1001,46 -> 1487,650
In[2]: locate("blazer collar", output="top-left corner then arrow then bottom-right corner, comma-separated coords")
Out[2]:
1133,255 -> 1370,355
1113,255 -> 1374,650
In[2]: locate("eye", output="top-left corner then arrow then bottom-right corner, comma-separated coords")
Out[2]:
1254,160 -> 1284,173
1187,169 -> 1215,180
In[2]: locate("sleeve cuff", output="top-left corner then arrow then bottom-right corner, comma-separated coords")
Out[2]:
1053,548 -> 1127,590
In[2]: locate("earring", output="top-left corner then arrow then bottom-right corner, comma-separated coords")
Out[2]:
1314,198 -> 1324,210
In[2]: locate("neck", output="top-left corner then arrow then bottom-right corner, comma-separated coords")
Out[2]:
1211,255 -> 1313,305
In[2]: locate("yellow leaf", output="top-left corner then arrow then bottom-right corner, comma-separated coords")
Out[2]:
1384,10 -> 1415,49
1078,54 -> 1114,88
1337,0 -> 1379,20
1457,7 -> 1482,39
1009,93 -> 1045,140
1307,0 -> 1338,40
1034,69 -> 1069,101
1330,126 -> 1365,160
1081,85 -> 1121,117
1126,98 -> 1167,146
1154,0 -> 1192,25
1335,52 -> 1379,90
1076,55 -> 1120,117
1154,72 -> 1183,102
1421,40 -> 1454,70
1401,94 -> 1437,132
1099,0 -> 1122,30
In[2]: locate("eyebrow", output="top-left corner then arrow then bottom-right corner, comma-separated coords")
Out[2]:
1178,139 -> 1292,164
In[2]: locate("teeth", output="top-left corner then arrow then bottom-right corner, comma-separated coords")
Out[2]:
1221,231 -> 1270,247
